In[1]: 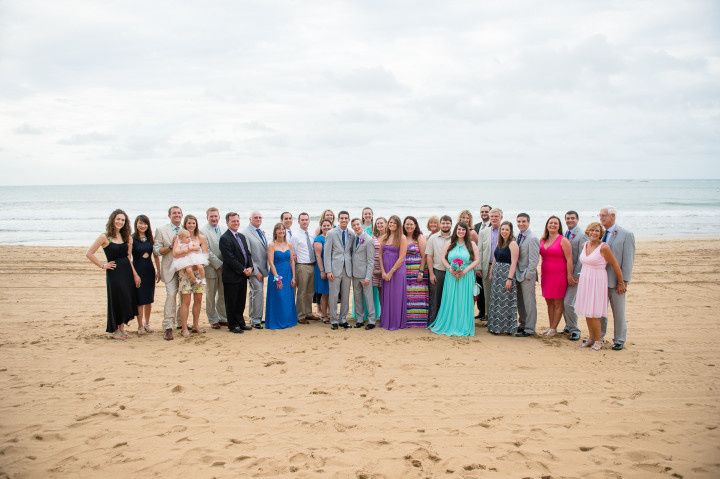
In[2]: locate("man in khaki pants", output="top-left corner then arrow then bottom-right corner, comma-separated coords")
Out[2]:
153,205 -> 183,341
290,212 -> 317,324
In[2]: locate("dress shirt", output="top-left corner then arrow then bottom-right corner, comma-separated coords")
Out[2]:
490,227 -> 500,262
426,232 -> 451,271
291,228 -> 316,263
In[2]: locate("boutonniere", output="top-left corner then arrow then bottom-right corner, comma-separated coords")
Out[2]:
612,230 -> 618,237
569,232 -> 576,240
358,237 -> 365,246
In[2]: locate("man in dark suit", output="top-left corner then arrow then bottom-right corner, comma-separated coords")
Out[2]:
219,212 -> 254,334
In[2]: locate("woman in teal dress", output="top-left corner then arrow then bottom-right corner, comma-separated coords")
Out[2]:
430,222 -> 480,337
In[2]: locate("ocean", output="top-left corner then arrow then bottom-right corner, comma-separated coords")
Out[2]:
0,180 -> 718,246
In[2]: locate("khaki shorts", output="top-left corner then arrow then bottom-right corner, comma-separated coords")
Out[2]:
179,275 -> 204,295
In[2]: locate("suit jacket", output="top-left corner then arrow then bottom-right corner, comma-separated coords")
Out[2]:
350,232 -> 374,280
242,225 -> 269,276
566,226 -> 588,277
515,228 -> 540,282
201,223 -> 225,278
605,225 -> 635,287
477,226 -> 495,277
153,223 -> 181,283
219,230 -> 253,284
473,221 -> 489,234
324,227 -> 354,277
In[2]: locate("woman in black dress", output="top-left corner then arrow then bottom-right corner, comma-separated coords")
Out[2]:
132,215 -> 160,335
86,209 -> 140,340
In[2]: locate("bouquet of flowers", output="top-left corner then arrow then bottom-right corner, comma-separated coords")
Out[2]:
451,258 -> 464,271
274,275 -> 283,289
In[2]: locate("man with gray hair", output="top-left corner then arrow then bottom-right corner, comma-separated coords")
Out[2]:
598,206 -> 635,351
243,211 -> 269,329
477,207 -> 503,320
201,207 -> 227,329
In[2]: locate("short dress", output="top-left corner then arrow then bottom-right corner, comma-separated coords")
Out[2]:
574,243 -> 609,318
172,240 -> 209,271
539,235 -> 568,299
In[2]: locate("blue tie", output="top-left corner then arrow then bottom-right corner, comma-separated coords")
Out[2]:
257,228 -> 267,247
342,230 -> 346,247
565,230 -> 571,239
602,230 -> 609,243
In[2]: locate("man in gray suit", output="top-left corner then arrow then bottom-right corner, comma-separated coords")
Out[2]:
561,210 -> 587,341
201,207 -> 227,329
324,210 -> 354,329
599,206 -> 635,351
350,218 -> 376,329
153,205 -> 183,341
514,213 -> 540,337
477,208 -> 503,321
243,211 -> 269,329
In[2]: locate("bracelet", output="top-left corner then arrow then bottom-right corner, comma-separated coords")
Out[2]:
506,278 -> 512,281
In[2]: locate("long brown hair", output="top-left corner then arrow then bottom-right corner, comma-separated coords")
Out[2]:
183,214 -> 200,238
373,217 -> 387,238
542,215 -> 564,241
105,209 -> 131,243
497,221 -> 516,249
445,222 -> 475,262
382,215 -> 403,247
402,216 -> 422,241
272,223 -> 287,242
132,214 -> 154,244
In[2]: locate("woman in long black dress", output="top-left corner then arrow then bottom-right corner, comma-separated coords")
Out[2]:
132,215 -> 160,335
86,209 -> 140,340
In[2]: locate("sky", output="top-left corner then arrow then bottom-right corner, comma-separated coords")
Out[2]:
0,0 -> 719,185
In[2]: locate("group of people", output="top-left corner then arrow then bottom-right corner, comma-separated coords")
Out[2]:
86,204 -> 635,351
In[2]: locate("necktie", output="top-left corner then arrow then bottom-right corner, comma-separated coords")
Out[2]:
287,229 -> 292,238
565,230 -> 571,239
342,230 -> 346,247
173,225 -> 179,234
215,226 -> 220,235
355,236 -> 359,248
235,233 -> 248,258
257,228 -> 267,247
602,230 -> 609,243
517,233 -> 524,245
305,231 -> 316,262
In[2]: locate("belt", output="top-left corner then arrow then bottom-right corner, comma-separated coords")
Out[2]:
298,262 -> 316,265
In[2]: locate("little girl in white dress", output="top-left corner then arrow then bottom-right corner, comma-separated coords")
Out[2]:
172,230 -> 208,285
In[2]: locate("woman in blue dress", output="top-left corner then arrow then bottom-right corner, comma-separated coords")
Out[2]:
265,223 -> 298,330
430,222 -> 480,337
313,219 -> 332,323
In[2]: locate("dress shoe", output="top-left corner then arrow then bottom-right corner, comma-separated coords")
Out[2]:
164,329 -> 174,341
210,323 -> 221,330
514,331 -> 533,337
365,323 -> 376,330
331,324 -> 339,330
354,322 -> 364,328
218,321 -> 229,326
474,313 -> 482,319
253,324 -> 263,330
562,328 -> 570,334
340,322 -> 350,329
569,331 -> 581,341
298,318 -> 310,324
611,342 -> 624,351
230,327 -> 244,334
516,326 -> 524,334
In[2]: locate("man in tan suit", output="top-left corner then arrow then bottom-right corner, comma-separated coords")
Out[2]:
201,207 -> 227,329
153,205 -> 183,341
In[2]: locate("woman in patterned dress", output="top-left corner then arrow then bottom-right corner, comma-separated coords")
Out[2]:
403,216 -> 429,327
487,221 -> 519,335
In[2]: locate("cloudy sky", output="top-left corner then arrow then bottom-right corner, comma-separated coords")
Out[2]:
1,0 -> 718,185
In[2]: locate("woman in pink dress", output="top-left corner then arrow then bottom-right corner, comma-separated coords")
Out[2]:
575,222 -> 626,351
539,216 -> 575,337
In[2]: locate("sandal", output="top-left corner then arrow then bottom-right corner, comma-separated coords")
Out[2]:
137,327 -> 145,336
591,340 -> 603,351
111,331 -> 127,340
544,328 -> 557,337
181,329 -> 191,338
580,339 -> 593,348
191,328 -> 206,334
322,317 -> 330,324
144,324 -> 153,333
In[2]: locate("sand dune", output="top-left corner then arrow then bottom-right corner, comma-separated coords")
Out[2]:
1,240 -> 719,478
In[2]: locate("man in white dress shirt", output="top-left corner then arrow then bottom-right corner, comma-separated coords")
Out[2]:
290,212 -> 317,324
281,212 -> 293,240
201,207 -> 227,329
153,205 -> 183,341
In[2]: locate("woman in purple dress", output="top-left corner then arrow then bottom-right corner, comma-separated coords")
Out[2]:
380,215 -> 408,330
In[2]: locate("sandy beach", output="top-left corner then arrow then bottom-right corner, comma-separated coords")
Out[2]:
1,239 -> 718,478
